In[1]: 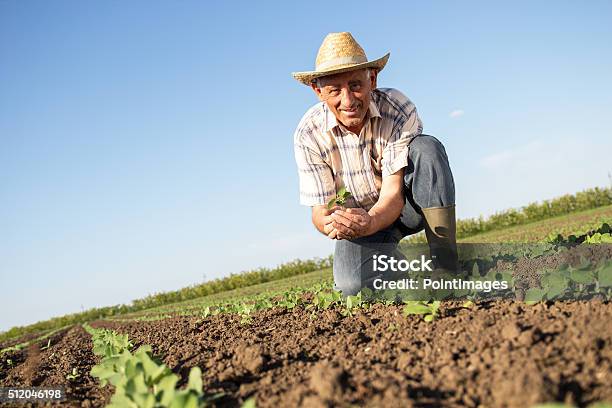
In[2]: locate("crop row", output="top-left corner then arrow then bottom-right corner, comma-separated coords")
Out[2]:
82,324 -> 255,408
113,223 -> 612,325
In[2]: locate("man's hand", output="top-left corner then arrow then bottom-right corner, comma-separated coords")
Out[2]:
316,205 -> 353,240
331,208 -> 373,240
312,168 -> 403,240
322,205 -> 346,240
321,170 -> 404,241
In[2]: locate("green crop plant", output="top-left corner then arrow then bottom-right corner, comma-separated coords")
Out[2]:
276,290 -> 303,309
66,367 -> 80,381
327,187 -> 353,209
236,303 -> 256,325
201,306 -> 220,318
461,300 -> 475,309
91,345 -> 209,407
597,262 -> 612,289
341,292 -> 365,317
241,398 -> 256,408
585,232 -> 612,244
84,324 -> 132,358
40,339 -> 51,350
254,298 -> 274,310
545,222 -> 611,245
308,290 -> 342,311
403,301 -> 441,322
85,324 -> 219,408
524,259 -> 612,304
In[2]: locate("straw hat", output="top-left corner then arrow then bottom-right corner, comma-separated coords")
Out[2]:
292,32 -> 390,86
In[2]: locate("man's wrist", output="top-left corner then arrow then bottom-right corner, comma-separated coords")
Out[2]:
365,211 -> 381,236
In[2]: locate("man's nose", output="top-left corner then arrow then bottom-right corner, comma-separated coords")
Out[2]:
340,87 -> 356,107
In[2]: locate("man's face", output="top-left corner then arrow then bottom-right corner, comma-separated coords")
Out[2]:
311,68 -> 377,134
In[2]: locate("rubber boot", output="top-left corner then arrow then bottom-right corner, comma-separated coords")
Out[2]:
422,205 -> 459,272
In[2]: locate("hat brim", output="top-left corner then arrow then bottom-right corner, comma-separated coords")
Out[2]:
291,52 -> 390,86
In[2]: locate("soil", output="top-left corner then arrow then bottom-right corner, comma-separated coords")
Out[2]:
2,243 -> 611,407
0,325 -> 112,407
1,299 -> 611,408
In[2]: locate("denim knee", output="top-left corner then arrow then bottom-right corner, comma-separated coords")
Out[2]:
404,134 -> 455,209
332,227 -> 403,296
407,135 -> 447,168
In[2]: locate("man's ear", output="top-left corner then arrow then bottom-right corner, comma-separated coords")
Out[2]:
370,69 -> 378,89
310,81 -> 324,101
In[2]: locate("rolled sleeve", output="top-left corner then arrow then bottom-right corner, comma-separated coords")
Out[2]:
294,139 -> 336,206
381,103 -> 423,177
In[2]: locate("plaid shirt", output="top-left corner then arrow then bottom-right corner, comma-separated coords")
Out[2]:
293,88 -> 423,211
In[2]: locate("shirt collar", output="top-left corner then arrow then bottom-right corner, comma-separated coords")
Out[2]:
324,98 -> 382,133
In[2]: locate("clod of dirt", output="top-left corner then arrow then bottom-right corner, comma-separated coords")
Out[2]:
501,322 -> 522,340
396,353 -> 412,370
309,361 -> 346,401
233,343 -> 265,374
518,329 -> 535,346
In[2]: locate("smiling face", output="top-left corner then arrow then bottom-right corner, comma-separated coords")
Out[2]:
310,68 -> 377,134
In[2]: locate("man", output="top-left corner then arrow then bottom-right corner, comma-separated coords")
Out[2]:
292,32 -> 457,296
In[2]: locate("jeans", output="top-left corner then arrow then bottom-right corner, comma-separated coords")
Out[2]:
333,134 -> 455,296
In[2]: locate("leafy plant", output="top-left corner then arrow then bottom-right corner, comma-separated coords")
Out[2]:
597,262 -> 612,288
327,187 -> 353,209
202,306 -> 220,318
403,301 -> 441,322
585,232 -> 612,244
237,303 -> 256,325
84,324 -> 132,358
309,290 -> 342,311
85,324 -> 217,408
461,300 -> 475,309
342,292 -> 364,317
276,290 -> 303,310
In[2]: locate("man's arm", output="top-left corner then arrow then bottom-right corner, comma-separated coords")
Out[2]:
365,169 -> 405,234
330,169 -> 405,239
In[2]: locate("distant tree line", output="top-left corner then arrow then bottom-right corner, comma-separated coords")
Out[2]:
0,256 -> 333,344
456,186 -> 612,238
405,186 -> 612,243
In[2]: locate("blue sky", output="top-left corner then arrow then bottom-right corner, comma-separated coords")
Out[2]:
1,0 -> 611,331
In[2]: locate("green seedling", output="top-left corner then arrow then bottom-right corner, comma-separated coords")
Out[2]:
83,325 -> 132,358
235,302 -> 256,324
86,325 -> 217,407
342,292 -> 364,317
241,397 -> 257,408
309,290 -> 342,311
403,301 -> 441,322
6,358 -> 13,367
276,290 -> 303,310
327,187 -> 353,209
202,305 -> 220,318
461,300 -> 475,309
597,262 -> 612,288
66,367 -> 80,381
40,339 -> 51,350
